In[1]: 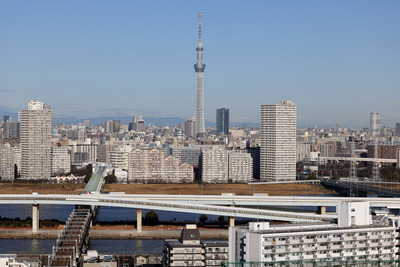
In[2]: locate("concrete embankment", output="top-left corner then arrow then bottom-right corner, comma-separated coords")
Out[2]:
0,229 -> 228,240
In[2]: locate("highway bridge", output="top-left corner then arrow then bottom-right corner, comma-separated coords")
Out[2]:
0,194 -> 336,224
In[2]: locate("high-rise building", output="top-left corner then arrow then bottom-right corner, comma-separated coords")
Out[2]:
216,108 -> 229,135
0,144 -> 15,180
112,120 -> 120,133
133,116 -> 145,131
3,115 -> 10,123
104,120 -> 113,134
20,100 -> 52,179
184,118 -> 196,138
370,112 -> 381,137
396,123 -> 400,137
194,13 -> 205,135
261,100 -> 296,181
2,120 -> 20,139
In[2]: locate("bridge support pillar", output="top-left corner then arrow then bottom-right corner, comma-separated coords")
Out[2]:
137,209 -> 142,233
317,206 -> 326,215
32,204 -> 39,233
229,205 -> 235,227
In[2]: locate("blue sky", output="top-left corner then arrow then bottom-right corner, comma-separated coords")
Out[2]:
0,1 -> 399,128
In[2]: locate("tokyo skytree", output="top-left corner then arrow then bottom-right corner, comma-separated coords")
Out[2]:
194,13 -> 205,135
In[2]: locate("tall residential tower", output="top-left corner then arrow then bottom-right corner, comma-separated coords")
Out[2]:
194,13 -> 205,135
260,100 -> 296,181
370,112 -> 381,137
20,100 -> 52,179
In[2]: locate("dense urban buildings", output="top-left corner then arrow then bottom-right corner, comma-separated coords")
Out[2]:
260,100 -> 296,181
20,100 -> 53,180
216,108 -> 229,136
194,13 -> 206,136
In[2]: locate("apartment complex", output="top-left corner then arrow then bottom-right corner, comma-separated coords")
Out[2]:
162,225 -> 228,267
260,100 -> 296,181
201,146 -> 253,183
128,147 -> 194,183
20,100 -> 53,179
229,202 -> 399,265
0,144 -> 15,180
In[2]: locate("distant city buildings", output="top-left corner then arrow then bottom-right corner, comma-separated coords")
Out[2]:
132,116 -> 145,131
20,100 -> 52,180
261,100 -> 296,181
216,108 -> 229,135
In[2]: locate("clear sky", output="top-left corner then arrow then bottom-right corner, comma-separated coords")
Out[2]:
0,1 -> 399,128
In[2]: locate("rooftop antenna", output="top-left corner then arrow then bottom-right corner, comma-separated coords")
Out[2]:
198,13 -> 202,40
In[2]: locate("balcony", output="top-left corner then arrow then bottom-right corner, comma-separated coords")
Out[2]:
302,246 -> 313,252
289,247 -> 301,253
330,237 -> 341,242
289,256 -> 301,261
275,248 -> 286,253
330,244 -> 341,250
342,252 -> 353,257
303,255 -> 314,260
316,254 -> 328,259
303,239 -> 314,244
262,249 -> 273,254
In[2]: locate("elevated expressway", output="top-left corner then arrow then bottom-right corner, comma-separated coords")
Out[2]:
0,194 -> 335,224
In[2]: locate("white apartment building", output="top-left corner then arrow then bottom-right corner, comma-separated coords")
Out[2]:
201,146 -> 228,183
20,100 -> 52,179
50,146 -> 71,176
108,145 -> 132,170
228,152 -> 253,183
128,147 -> 194,183
0,144 -> 15,180
69,143 -> 98,164
261,100 -> 296,181
229,202 -> 399,265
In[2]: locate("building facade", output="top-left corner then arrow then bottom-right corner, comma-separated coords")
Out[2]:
0,144 -> 15,180
261,100 -> 296,181
370,112 -> 381,138
51,146 -> 71,176
228,152 -> 253,183
216,108 -> 229,135
201,146 -> 228,183
229,202 -> 398,265
20,100 -> 52,179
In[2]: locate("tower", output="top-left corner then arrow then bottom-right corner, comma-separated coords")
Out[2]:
20,100 -> 52,179
194,13 -> 205,135
260,100 -> 296,181
370,112 -> 381,137
216,108 -> 229,135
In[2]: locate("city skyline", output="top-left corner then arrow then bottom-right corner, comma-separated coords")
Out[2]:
0,1 -> 399,128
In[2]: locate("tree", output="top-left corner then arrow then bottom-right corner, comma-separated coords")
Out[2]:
144,211 -> 158,225
105,174 -> 117,184
218,216 -> 225,227
199,214 -> 208,225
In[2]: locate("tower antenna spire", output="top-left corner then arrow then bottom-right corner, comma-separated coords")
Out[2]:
198,13 -> 202,40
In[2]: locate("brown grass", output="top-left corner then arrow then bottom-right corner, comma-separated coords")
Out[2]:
0,183 -> 85,194
103,183 -> 334,196
0,182 -> 334,196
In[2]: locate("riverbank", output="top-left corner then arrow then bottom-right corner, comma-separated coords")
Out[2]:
0,228 -> 228,240
0,182 -> 334,195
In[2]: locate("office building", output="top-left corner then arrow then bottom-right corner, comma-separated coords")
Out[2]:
2,120 -> 20,139
162,225 -> 228,267
260,100 -> 296,181
229,202 -> 398,265
194,13 -> 206,135
112,120 -> 120,133
184,118 -> 196,138
3,115 -> 10,123
20,100 -> 52,180
133,116 -> 145,131
396,123 -> 400,137
104,120 -> 113,134
370,112 -> 381,138
216,108 -> 229,135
